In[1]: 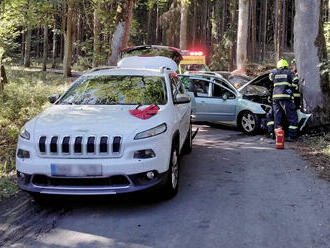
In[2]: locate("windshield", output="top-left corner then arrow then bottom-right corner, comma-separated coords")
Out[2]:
57,75 -> 167,105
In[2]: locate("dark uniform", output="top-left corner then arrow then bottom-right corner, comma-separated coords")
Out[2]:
266,108 -> 274,138
269,68 -> 298,139
292,73 -> 301,109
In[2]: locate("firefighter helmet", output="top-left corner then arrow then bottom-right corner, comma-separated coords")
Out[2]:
277,59 -> 289,69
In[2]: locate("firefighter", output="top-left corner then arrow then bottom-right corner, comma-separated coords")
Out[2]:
291,59 -> 301,109
269,59 -> 298,142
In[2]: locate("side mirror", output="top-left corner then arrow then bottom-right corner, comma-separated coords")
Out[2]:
222,94 -> 228,101
174,94 -> 191,104
48,94 -> 59,104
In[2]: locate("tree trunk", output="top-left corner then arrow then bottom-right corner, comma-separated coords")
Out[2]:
108,22 -> 125,66
274,0 -> 278,53
236,0 -> 249,73
0,65 -> 8,92
21,31 -> 25,65
108,0 -> 135,66
294,0 -> 330,125
24,27 -> 32,68
250,0 -> 256,62
92,6 -> 101,67
121,0 -> 135,48
221,0 -> 227,40
275,0 -> 283,61
262,0 -> 268,60
282,0 -> 287,50
155,3 -> 159,43
192,1 -> 197,46
147,7 -> 152,44
63,1 -> 73,77
230,0 -> 238,71
42,25 -> 48,71
179,1 -> 189,49
51,22 -> 57,69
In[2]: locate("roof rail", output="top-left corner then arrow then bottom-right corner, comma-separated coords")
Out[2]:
88,66 -> 117,73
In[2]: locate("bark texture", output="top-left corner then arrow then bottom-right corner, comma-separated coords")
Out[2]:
0,65 -> 8,92
294,0 -> 330,125
108,0 -> 135,66
51,26 -> 57,69
42,25 -> 48,71
63,1 -> 73,77
179,1 -> 189,50
108,22 -> 125,66
236,0 -> 249,72
24,28 -> 31,68
93,6 -> 101,67
276,0 -> 283,61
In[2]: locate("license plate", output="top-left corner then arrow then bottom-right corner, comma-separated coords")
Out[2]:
50,164 -> 102,177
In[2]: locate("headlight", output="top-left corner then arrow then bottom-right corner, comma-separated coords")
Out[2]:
134,123 -> 167,140
20,128 -> 30,140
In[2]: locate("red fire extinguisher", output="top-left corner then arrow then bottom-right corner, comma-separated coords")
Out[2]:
275,128 -> 285,149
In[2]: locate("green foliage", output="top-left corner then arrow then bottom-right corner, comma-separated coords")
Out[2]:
0,173 -> 18,200
210,30 -> 235,71
0,66 -> 72,172
324,22 -> 330,56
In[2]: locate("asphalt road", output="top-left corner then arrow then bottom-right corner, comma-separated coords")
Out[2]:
4,125 -> 330,248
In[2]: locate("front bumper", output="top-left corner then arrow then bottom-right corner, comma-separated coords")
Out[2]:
17,170 -> 168,195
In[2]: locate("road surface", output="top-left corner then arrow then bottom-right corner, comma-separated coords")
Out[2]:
2,125 -> 330,248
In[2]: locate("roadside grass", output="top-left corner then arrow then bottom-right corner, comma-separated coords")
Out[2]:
0,65 -> 76,184
0,172 -> 18,200
295,133 -> 330,180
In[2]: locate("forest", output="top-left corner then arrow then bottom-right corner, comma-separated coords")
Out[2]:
0,0 -> 329,176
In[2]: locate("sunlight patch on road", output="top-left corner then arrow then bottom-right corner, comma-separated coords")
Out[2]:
35,228 -> 153,248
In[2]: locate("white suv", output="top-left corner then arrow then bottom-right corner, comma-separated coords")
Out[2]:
16,57 -> 192,198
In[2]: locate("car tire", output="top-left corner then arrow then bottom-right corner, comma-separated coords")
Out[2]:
182,123 -> 192,154
239,111 -> 260,135
162,142 -> 180,199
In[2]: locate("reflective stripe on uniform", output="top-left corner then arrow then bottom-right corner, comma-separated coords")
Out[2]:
269,73 -> 273,80
292,84 -> 299,90
273,94 -> 291,98
293,76 -> 299,81
289,125 -> 298,129
267,121 -> 274,126
294,93 -> 301,97
274,74 -> 288,79
274,82 -> 291,87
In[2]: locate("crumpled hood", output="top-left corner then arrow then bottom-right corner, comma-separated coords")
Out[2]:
33,105 -> 166,137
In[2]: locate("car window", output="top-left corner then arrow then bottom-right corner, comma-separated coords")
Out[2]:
213,78 -> 236,92
57,75 -> 167,105
170,74 -> 184,100
192,79 -> 210,97
213,84 -> 236,99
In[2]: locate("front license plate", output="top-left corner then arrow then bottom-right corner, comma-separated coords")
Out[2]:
50,164 -> 102,177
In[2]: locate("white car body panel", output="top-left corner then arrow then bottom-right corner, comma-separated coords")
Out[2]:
16,57 -> 191,195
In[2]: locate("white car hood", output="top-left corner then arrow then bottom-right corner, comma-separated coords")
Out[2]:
33,105 -> 166,137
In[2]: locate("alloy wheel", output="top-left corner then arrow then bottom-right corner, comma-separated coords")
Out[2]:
241,113 -> 256,132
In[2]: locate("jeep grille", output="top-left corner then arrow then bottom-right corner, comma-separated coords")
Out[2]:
38,135 -> 122,158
